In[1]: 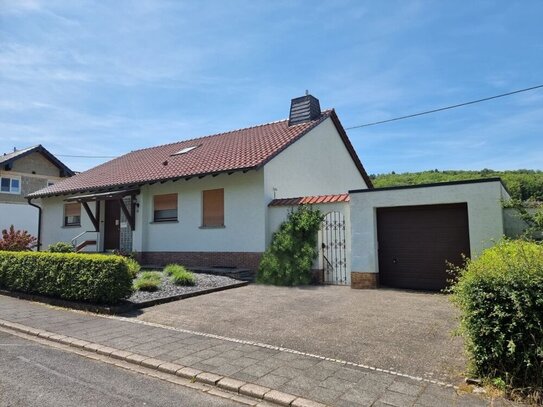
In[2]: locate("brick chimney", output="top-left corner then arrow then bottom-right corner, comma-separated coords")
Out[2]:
288,93 -> 321,126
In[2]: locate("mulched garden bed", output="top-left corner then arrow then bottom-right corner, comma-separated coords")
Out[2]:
129,272 -> 244,304
0,272 -> 248,315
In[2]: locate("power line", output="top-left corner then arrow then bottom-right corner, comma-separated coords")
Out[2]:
345,84 -> 543,130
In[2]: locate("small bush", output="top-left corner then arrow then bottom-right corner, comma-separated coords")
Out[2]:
0,226 -> 37,251
48,242 -> 75,253
133,271 -> 162,291
0,251 -> 133,304
124,257 -> 141,278
450,239 -> 543,397
164,264 -> 195,286
257,206 -> 323,286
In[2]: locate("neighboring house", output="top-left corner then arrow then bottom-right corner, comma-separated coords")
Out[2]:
28,95 -> 372,269
0,145 -> 74,239
28,95 -> 511,291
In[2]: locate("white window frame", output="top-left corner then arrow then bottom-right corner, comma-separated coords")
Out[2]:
0,175 -> 21,195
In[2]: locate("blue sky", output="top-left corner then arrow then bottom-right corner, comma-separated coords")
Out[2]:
1,1 -> 542,174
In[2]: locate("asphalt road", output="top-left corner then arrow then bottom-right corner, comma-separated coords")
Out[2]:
0,331 -> 240,407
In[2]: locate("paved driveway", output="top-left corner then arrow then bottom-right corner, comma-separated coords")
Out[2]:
129,285 -> 466,384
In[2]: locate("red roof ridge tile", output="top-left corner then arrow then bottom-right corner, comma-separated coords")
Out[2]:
268,193 -> 350,207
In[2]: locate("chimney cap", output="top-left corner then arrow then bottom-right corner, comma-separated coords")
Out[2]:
288,94 -> 321,126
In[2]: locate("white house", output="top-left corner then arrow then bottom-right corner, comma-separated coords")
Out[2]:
0,145 -> 73,239
28,95 -> 372,271
28,95 -> 511,291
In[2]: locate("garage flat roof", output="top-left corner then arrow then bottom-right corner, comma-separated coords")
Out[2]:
349,177 -> 506,194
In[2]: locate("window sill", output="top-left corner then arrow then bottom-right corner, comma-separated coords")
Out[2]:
199,225 -> 225,229
62,225 -> 81,228
150,220 -> 179,224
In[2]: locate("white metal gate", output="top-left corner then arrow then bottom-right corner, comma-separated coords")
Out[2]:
321,211 -> 348,285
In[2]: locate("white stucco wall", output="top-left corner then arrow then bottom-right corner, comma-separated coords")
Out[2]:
0,202 -> 38,236
268,202 -> 351,283
263,117 -> 368,245
133,170 -> 266,253
350,180 -> 509,274
40,196 -> 98,251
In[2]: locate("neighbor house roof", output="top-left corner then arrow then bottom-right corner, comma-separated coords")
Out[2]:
269,193 -> 350,207
1,145 -> 74,177
28,109 -> 373,198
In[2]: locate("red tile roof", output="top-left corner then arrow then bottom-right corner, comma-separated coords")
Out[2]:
28,109 -> 373,198
268,193 -> 350,207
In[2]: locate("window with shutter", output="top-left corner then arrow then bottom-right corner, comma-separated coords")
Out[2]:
153,193 -> 178,222
202,189 -> 224,227
64,203 -> 81,226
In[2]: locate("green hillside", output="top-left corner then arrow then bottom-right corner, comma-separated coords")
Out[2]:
371,170 -> 543,201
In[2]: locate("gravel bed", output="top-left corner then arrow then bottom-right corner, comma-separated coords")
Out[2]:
129,272 -> 242,304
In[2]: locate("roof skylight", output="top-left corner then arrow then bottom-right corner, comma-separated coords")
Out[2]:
172,145 -> 199,156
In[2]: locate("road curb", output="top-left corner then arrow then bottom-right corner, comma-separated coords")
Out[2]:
0,318 -> 327,407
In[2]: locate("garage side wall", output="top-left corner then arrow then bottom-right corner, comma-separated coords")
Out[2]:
350,181 -> 506,287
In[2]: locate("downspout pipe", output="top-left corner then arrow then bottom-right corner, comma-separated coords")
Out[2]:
27,198 -> 42,251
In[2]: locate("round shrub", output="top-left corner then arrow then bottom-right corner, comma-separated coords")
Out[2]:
450,239 -> 543,394
48,242 -> 75,253
257,206 -> 323,286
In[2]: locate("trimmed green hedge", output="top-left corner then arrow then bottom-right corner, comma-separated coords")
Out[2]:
450,239 -> 543,394
0,251 -> 133,304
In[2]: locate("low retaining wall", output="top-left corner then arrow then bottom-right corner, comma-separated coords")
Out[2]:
137,251 -> 263,271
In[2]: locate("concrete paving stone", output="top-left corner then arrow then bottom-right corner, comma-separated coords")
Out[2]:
96,346 -> 117,356
173,355 -> 203,366
153,352 -> 183,363
221,349 -> 246,360
320,375 -> 356,392
217,377 -> 246,392
231,371 -> 261,383
140,357 -> 164,369
291,397 -> 327,407
335,399 -> 374,407
454,394 -> 491,407
271,366 -> 306,379
193,349 -> 221,359
286,358 -> 320,370
241,363 -> 276,378
379,390 -> 418,407
246,350 -> 279,361
125,353 -> 148,364
255,373 -> 290,389
207,387 -> 236,400
209,363 -> 244,377
176,367 -> 202,379
70,339 -> 92,349
263,390 -> 297,406
303,367 -> 336,382
306,386 -> 343,405
157,362 -> 184,374
192,362 -> 220,374
81,342 -> 102,352
284,376 -> 321,392
202,356 -> 232,367
413,391 -> 456,407
387,378 -> 426,397
422,384 -> 457,399
231,357 -> 259,368
256,357 -> 286,369
333,367 -> 370,383
273,352 -> 301,362
240,383 -> 271,399
110,349 -> 133,360
196,371 -> 223,385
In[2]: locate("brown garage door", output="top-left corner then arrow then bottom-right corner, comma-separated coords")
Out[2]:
377,203 -> 470,291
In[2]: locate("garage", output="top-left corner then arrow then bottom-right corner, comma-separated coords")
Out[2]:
376,203 -> 470,291
348,178 -> 510,289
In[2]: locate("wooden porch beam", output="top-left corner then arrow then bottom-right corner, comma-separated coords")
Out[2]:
82,202 -> 99,231
119,199 -> 135,231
